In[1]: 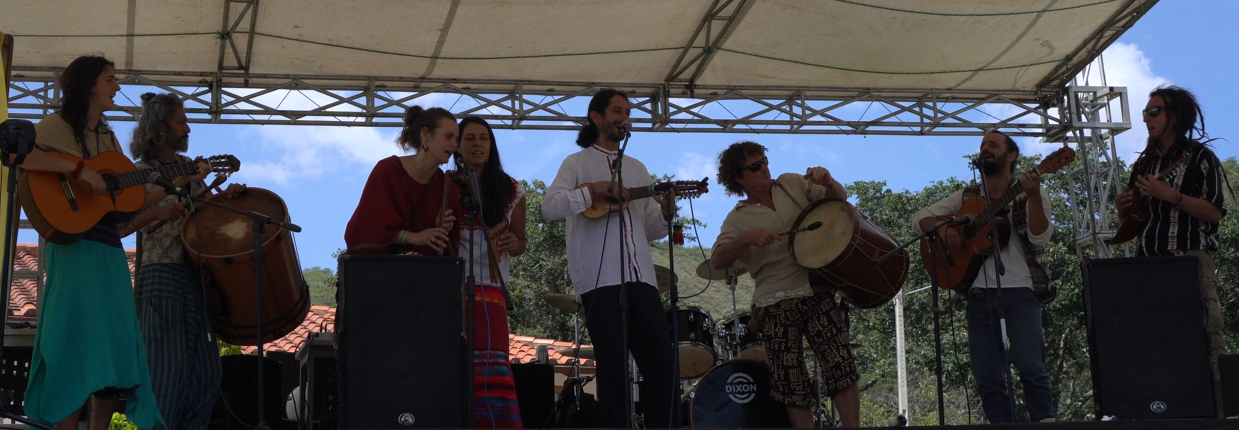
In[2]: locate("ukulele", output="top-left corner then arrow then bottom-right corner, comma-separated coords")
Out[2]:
19,151 -> 240,244
918,147 -> 1075,298
577,178 -> 708,219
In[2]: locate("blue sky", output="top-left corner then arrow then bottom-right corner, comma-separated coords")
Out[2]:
17,1 -> 1238,271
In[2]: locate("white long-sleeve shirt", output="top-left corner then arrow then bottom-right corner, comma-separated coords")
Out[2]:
541,145 -> 669,297
911,186 -> 1053,291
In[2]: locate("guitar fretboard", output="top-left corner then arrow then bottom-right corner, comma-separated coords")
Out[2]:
100,161 -> 200,192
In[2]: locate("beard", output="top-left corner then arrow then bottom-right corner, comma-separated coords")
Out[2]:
979,155 -> 1008,176
168,134 -> 189,153
604,125 -> 624,143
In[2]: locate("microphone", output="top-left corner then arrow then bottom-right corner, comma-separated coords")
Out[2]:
615,120 -> 632,136
971,156 -> 984,168
950,214 -> 975,226
147,172 -> 186,197
453,153 -> 474,172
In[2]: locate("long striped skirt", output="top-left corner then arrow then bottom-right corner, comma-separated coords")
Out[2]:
472,285 -> 522,428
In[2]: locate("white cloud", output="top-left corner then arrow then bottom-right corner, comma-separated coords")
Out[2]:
1073,42 -> 1170,163
239,125 -> 398,186
778,141 -> 841,166
676,152 -> 717,184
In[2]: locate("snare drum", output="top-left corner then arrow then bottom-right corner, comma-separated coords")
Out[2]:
719,313 -> 767,363
667,307 -> 716,378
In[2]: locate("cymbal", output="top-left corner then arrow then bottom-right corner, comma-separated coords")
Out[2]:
542,293 -> 581,313
654,265 -> 678,293
559,346 -> 595,359
695,259 -> 748,280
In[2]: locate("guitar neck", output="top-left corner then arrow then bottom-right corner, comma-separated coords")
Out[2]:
626,184 -> 660,202
973,173 -> 1032,228
103,161 -> 199,192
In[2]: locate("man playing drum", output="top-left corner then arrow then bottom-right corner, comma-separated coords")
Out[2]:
120,92 -> 245,430
911,131 -> 1056,423
710,141 -> 860,428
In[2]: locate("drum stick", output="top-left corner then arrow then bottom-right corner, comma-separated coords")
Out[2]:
780,221 -> 822,236
147,173 -> 229,232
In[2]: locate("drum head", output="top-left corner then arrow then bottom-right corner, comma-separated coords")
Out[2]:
791,199 -> 855,268
182,188 -> 289,258
685,359 -> 791,428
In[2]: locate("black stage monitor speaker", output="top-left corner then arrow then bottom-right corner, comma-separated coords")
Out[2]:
216,355 -> 283,430
337,254 -> 467,429
511,363 -> 555,428
1221,354 -> 1239,417
1084,256 -> 1215,419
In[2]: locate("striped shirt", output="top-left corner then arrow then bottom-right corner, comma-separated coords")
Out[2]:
1129,143 -> 1227,256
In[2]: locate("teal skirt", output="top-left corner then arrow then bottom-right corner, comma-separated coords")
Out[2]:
25,240 -> 165,430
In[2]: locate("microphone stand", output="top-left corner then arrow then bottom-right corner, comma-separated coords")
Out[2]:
975,171 -> 1017,422
0,144 -> 58,430
876,216 -> 967,426
607,128 -> 635,429
157,182 -> 300,430
661,187 -> 680,427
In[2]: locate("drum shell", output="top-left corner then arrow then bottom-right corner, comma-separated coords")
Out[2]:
789,198 -> 909,308
181,188 -> 309,346
667,307 -> 716,378
720,313 -> 767,362
682,359 -> 790,428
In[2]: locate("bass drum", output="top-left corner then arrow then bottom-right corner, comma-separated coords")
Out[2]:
681,359 -> 791,428
181,187 -> 310,345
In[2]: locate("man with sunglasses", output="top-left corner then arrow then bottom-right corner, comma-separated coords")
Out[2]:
1116,86 -> 1228,416
911,130 -> 1056,424
710,141 -> 859,428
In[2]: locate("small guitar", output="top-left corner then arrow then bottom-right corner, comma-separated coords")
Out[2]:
918,147 -> 1075,300
578,178 -> 709,219
1107,152 -> 1192,245
19,151 -> 241,244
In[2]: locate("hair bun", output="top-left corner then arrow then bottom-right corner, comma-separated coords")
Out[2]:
140,92 -> 156,102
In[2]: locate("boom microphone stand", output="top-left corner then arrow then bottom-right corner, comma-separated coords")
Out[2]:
0,119 -> 58,430
876,215 -> 970,426
153,177 -> 300,430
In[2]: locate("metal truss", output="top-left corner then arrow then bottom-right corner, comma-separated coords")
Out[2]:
8,69 -> 1092,137
1059,86 -> 1132,260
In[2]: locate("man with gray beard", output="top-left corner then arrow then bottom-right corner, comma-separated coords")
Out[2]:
120,92 -> 244,430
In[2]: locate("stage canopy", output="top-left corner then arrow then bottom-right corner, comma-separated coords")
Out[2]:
1,0 -> 1151,135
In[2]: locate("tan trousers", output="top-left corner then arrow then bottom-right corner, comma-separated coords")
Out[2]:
1184,250 -> 1227,417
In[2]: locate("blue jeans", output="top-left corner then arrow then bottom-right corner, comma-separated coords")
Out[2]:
966,288 -> 1055,423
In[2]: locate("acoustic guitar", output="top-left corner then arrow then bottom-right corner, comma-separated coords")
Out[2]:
918,147 -> 1074,300
577,178 -> 708,219
1107,152 -> 1191,245
19,151 -> 240,244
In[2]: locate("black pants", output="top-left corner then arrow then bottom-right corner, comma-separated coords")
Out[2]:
581,283 -> 678,428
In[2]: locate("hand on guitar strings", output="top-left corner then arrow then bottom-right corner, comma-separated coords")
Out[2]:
1134,174 -> 1176,202
75,167 -> 107,195
588,180 -> 629,202
175,158 -> 213,187
740,228 -> 781,248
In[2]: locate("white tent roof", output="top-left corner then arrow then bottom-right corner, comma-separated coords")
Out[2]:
3,0 -> 1150,99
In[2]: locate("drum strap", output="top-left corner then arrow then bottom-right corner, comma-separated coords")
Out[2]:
773,181 -> 805,211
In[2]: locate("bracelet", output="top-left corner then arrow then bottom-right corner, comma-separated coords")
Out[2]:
1174,192 -> 1185,209
70,161 -> 85,180
397,230 -> 408,244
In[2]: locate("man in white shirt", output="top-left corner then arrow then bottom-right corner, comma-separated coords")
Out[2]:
911,131 -> 1056,423
541,89 -> 676,428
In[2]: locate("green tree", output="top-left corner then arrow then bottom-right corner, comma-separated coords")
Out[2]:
304,266 -> 337,306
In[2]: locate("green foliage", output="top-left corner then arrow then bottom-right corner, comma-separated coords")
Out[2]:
109,413 -> 137,430
217,339 -> 243,356
304,266 -> 338,306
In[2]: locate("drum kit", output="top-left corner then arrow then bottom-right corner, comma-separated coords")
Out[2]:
542,197 -> 908,428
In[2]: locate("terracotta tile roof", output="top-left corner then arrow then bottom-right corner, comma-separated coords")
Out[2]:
9,244 -> 592,366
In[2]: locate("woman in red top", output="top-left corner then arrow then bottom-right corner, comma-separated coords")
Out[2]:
344,106 -> 461,254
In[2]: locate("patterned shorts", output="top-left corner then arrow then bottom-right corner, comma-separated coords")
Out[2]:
758,291 -> 859,408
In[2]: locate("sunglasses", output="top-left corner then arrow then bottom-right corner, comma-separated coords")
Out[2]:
743,156 -> 769,173
1142,106 -> 1168,118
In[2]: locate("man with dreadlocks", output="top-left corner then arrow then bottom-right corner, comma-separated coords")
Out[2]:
1116,85 -> 1229,416
119,92 -> 244,430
